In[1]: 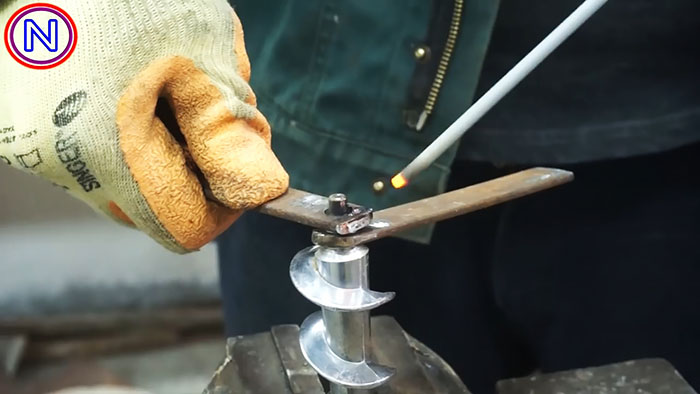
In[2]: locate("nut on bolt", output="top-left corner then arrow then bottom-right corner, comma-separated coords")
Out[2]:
327,193 -> 350,216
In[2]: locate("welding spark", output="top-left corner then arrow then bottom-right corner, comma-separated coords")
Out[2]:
391,173 -> 408,189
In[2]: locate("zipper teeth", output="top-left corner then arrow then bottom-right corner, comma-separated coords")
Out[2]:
423,0 -> 463,116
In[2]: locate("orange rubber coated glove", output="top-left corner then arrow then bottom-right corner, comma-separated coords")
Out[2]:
0,0 -> 289,252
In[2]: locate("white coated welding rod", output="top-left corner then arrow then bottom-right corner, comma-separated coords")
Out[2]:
392,0 -> 609,188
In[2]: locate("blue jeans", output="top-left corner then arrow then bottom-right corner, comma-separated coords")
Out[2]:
218,143 -> 700,394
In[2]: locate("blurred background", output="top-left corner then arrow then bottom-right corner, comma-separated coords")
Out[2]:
0,165 -> 227,394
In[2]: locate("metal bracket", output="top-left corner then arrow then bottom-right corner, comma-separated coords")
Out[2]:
258,167 -> 573,248
256,189 -> 373,236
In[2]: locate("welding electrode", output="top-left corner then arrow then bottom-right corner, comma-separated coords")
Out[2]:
391,0 -> 609,189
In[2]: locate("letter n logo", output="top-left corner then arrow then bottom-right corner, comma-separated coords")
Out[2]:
24,18 -> 58,52
4,3 -> 78,69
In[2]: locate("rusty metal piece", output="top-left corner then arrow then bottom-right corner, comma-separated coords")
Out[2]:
256,188 -> 327,227
312,167 -> 573,247
254,167 -> 571,242
220,167 -> 571,241
255,188 -> 373,235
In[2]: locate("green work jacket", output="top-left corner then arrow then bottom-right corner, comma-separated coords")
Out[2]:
234,0 -> 500,242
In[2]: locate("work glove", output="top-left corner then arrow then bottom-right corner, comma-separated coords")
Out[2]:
0,0 -> 289,252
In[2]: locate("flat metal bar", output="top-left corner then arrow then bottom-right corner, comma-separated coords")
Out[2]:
311,167 -> 573,247
254,188 -> 372,235
256,168 -> 572,245
256,188 -> 331,229
205,184 -> 330,229
373,167 -> 572,236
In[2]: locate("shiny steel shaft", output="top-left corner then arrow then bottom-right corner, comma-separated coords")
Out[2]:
291,244 -> 395,392
318,247 -> 371,363
318,247 -> 372,394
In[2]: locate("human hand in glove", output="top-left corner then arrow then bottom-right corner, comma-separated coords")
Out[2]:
0,0 -> 289,252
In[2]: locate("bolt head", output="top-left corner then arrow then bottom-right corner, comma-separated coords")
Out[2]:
327,193 -> 349,216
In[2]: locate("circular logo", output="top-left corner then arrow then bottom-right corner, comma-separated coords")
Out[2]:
4,3 -> 77,69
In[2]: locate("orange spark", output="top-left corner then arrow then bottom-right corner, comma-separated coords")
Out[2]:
391,173 -> 408,189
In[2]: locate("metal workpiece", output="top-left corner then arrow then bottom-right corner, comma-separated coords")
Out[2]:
290,247 -> 394,312
316,246 -> 368,289
291,243 -> 396,391
256,188 -> 373,236
262,168 -> 572,248
292,195 -> 396,392
327,193 -> 351,216
300,312 -> 394,390
322,309 -> 369,362
334,167 -> 571,247
284,169 -> 573,393
253,167 -> 571,242
265,168 -> 573,393
206,164 -> 698,393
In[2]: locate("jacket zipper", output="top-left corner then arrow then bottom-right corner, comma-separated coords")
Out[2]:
416,0 -> 464,131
